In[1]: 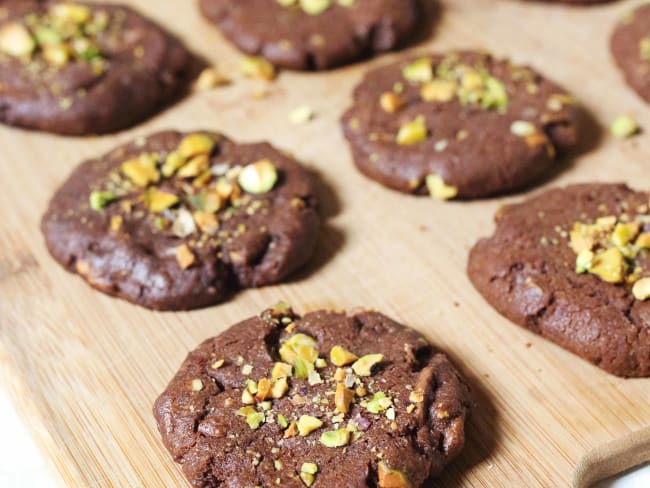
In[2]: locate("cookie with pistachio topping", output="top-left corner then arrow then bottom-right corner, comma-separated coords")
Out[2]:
468,184 -> 650,377
0,1 -> 191,135
41,131 -> 320,310
341,51 -> 583,200
612,3 -> 650,104
154,304 -> 471,487
198,0 -> 419,71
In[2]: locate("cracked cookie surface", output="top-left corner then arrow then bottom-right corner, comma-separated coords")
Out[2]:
198,0 -> 419,70
154,305 -> 471,487
0,1 -> 191,135
468,184 -> 650,377
341,51 -> 583,200
41,131 -> 320,310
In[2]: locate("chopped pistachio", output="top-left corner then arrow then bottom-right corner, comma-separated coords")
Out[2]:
178,134 -> 215,159
402,58 -> 433,83
640,37 -> 650,61
352,354 -> 383,377
272,362 -> 293,379
510,120 -> 537,137
377,462 -> 412,488
89,191 -> 116,210
299,0 -> 332,15
271,377 -> 289,399
482,76 -> 508,110
611,115 -> 639,139
51,3 -> 92,23
190,378 -> 204,392
293,356 -> 313,379
575,250 -> 594,274
172,208 -> 197,238
161,151 -> 186,178
246,411 -> 266,430
632,278 -> 650,301
277,413 -> 289,428
42,44 -> 70,66
241,388 -> 255,405
590,247 -> 625,284
301,462 -> 318,475
636,233 -> 650,249
176,154 -> 209,179
330,345 -> 358,366
279,333 -> 318,363
366,392 -> 392,414
297,415 -> 323,436
241,55 -> 276,80
425,174 -> 458,201
176,244 -> 196,270
408,390 -> 424,404
255,378 -> 272,401
289,105 -> 314,124
284,420 -> 298,438
193,211 -> 219,235
319,428 -> 351,448
396,116 -> 427,145
238,159 -> 278,194
420,79 -> 456,102
121,154 -> 159,187
335,383 -> 354,413
236,406 -> 256,417
300,472 -> 315,487
145,188 -> 179,213
0,22 -> 36,57
110,215 -> 123,232
195,67 -> 230,91
612,222 -> 641,247
379,92 -> 404,113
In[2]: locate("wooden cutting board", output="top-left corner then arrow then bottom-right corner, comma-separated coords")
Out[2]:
1,0 -> 650,486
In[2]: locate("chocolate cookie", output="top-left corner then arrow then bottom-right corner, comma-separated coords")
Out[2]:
198,0 -> 419,71
41,131 -> 320,310
0,1 -> 191,135
611,4 -> 650,103
341,51 -> 583,200
468,184 -> 650,377
154,304 -> 471,487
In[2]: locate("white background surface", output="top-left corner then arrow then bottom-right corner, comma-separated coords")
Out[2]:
0,390 -> 648,487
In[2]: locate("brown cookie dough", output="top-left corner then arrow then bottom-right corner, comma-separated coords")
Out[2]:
198,0 -> 419,71
468,184 -> 650,377
341,51 -> 583,200
0,1 -> 191,135
154,304 -> 471,487
41,131 -> 320,310
611,3 -> 650,103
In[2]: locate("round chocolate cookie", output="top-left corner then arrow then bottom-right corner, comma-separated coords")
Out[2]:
154,304 -> 471,487
341,51 -> 583,200
468,184 -> 650,377
612,3 -> 650,103
198,0 -> 419,71
41,131 -> 320,310
0,1 -> 191,135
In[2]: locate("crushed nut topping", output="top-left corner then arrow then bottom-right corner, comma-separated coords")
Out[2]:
569,208 -> 650,298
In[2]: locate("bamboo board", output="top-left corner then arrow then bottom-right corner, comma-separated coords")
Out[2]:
1,0 -> 650,486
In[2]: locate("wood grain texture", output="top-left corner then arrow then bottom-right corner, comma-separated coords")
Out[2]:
1,0 -> 650,486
